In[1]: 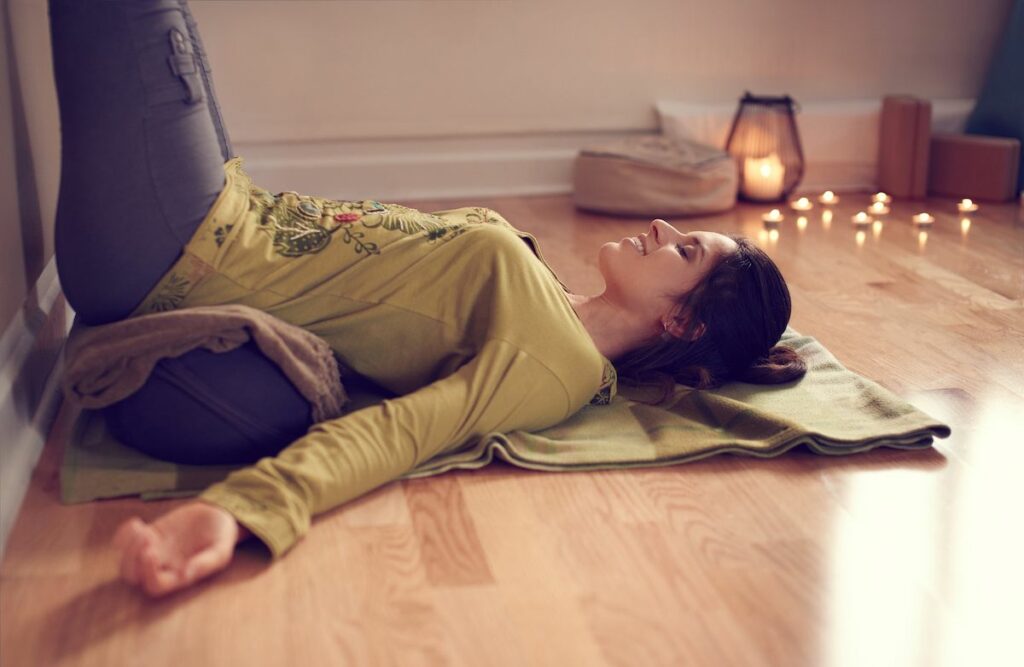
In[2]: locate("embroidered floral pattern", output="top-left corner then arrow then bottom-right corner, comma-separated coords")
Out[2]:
149,272 -> 191,312
243,192 -> 460,258
360,203 -> 447,235
337,222 -> 380,256
465,207 -> 506,226
589,362 -> 618,405
243,188 -> 509,260
214,224 -> 235,247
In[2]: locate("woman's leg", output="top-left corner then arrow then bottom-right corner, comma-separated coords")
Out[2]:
101,341 -> 314,466
49,0 -> 231,325
51,0 -> 314,463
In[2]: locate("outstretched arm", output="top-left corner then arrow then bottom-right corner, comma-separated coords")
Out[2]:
114,339 -> 573,597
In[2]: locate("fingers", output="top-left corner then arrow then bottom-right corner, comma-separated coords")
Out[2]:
140,546 -> 182,598
114,518 -> 151,585
140,545 -> 229,598
114,517 -> 179,596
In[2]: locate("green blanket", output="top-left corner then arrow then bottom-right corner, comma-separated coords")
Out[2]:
60,328 -> 951,504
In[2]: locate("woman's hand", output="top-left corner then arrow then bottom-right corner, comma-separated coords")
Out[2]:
113,500 -> 249,597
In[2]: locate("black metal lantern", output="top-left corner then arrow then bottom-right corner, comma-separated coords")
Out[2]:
724,92 -> 805,203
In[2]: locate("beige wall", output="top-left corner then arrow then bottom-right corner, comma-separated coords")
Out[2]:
0,0 -> 1015,334
1,0 -> 27,332
202,0 -> 1012,142
3,0 -> 60,334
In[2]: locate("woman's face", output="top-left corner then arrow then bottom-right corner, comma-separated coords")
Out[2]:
597,219 -> 739,323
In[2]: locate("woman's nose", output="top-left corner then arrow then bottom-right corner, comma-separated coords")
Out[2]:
651,218 -> 681,241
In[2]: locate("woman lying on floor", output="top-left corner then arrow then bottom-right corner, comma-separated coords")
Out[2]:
48,0 -> 805,597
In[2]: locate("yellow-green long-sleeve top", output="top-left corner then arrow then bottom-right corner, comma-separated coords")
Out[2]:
130,158 -> 617,558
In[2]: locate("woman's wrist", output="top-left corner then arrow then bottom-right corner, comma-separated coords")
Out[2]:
197,499 -> 252,544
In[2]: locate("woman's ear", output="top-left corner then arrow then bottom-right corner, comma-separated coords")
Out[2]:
661,311 -> 706,342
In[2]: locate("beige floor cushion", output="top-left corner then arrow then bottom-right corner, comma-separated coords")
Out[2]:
572,135 -> 738,216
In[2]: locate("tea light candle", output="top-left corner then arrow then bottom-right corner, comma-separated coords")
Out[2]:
851,211 -> 872,226
957,198 -> 979,213
743,154 -> 786,201
869,201 -> 890,216
790,197 -> 813,211
819,190 -> 840,205
762,208 -> 784,224
912,212 -> 935,226
872,192 -> 892,204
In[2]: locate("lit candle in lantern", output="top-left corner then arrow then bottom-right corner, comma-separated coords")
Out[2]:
957,198 -> 979,213
790,197 -> 813,211
819,190 -> 840,205
872,192 -> 892,204
912,212 -> 935,227
743,154 -> 786,201
851,211 -> 872,226
869,201 -> 890,216
762,208 -> 784,224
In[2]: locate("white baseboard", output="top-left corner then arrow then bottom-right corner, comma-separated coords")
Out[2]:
0,256 -> 72,559
233,129 -> 660,202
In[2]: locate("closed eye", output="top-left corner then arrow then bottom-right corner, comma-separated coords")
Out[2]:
676,243 -> 689,259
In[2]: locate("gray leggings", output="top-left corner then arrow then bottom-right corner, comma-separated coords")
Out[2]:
50,0 -> 313,464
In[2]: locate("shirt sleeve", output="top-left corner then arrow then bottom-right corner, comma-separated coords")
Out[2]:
197,339 -> 573,559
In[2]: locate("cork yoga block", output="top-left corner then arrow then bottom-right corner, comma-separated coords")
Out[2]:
877,95 -> 932,199
928,133 -> 1021,202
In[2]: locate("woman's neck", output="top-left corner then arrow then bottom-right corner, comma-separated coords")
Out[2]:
567,292 -> 659,361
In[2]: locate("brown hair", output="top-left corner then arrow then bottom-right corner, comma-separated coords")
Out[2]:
613,234 -> 806,399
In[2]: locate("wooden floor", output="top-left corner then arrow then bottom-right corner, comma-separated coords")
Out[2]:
2,193 -> 1023,666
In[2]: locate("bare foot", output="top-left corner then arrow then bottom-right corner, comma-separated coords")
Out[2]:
113,500 -> 249,597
